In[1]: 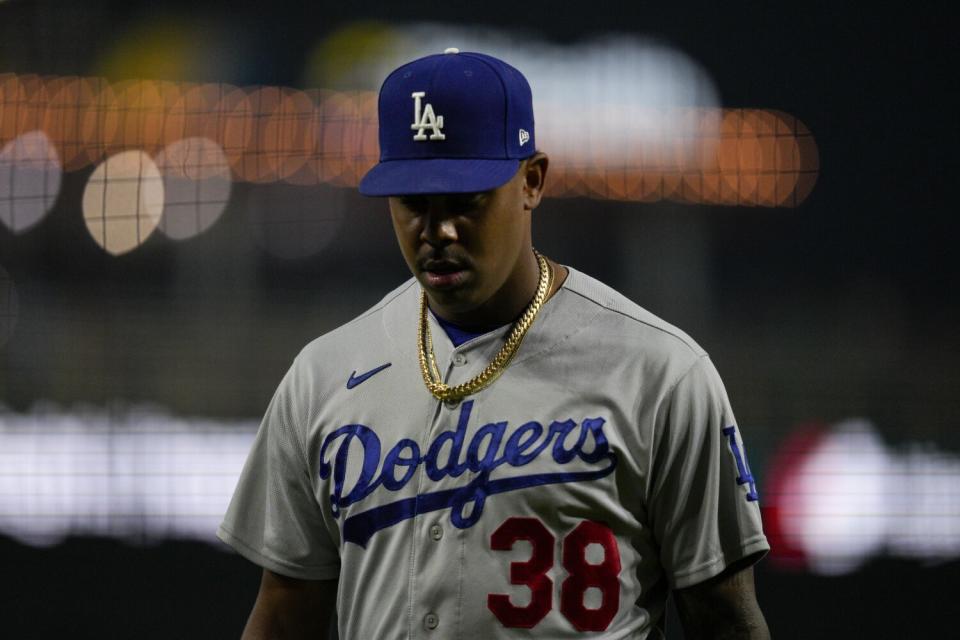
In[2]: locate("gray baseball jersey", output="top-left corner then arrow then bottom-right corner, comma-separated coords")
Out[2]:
218,266 -> 768,639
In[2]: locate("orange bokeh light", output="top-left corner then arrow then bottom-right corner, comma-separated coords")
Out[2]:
267,88 -> 317,184
355,90 -> 380,183
242,85 -> 283,184
0,75 -> 46,146
208,86 -> 254,181
316,90 -> 355,186
163,82 -> 222,148
76,77 -> 120,166
1,73 -> 820,206
111,80 -> 180,154
41,76 -> 88,170
771,109 -> 819,207
0,74 -> 23,145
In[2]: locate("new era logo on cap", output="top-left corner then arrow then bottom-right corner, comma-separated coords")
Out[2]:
359,49 -> 536,196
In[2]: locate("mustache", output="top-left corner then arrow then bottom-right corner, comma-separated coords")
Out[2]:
417,250 -> 472,272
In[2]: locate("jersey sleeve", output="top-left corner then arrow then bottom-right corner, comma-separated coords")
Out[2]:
647,355 -> 769,590
217,362 -> 340,580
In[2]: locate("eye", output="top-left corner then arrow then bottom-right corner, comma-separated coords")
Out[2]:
399,196 -> 429,215
445,192 -> 487,215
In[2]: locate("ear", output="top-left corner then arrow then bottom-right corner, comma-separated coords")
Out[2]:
521,152 -> 549,211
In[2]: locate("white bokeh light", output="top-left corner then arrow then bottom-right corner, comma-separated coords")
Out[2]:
336,27 -> 721,169
887,447 -> 960,559
0,404 -> 257,547
82,150 -> 164,255
0,130 -> 63,233
786,419 -> 891,575
154,136 -> 232,240
772,418 -> 960,575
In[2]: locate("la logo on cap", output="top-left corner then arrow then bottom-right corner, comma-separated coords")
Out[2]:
410,92 -> 445,141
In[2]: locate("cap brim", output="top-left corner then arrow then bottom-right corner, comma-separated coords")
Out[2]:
358,158 -> 520,196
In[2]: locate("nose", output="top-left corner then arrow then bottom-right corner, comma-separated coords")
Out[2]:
419,204 -> 458,247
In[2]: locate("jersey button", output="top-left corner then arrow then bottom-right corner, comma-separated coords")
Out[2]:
424,613 -> 439,630
452,353 -> 467,366
444,397 -> 460,409
429,524 -> 443,541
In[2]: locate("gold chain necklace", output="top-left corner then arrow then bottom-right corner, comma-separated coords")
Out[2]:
418,250 -> 553,402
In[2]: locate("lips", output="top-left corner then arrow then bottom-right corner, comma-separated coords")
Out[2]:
420,258 -> 469,289
420,258 -> 464,273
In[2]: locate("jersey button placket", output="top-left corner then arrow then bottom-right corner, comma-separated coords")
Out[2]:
441,353 -> 467,409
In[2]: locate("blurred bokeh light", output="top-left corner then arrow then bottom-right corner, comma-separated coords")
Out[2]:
0,405 -> 257,546
154,136 -> 231,240
81,149 -> 164,255
765,419 -> 960,575
93,16 -> 238,83
0,130 -> 62,233
0,71 -> 818,207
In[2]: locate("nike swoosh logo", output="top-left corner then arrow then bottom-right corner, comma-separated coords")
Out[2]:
346,362 -> 392,389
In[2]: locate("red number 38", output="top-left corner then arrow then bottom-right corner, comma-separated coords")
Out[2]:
487,517 -> 622,631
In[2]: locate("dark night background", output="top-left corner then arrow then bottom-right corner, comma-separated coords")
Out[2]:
1,1 -> 957,637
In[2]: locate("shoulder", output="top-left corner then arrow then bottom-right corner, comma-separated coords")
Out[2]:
559,267 -> 707,367
518,266 -> 713,401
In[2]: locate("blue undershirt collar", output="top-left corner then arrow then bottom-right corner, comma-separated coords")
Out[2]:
432,311 -> 505,347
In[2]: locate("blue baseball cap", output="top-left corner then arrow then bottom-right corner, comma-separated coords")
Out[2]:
358,49 -> 536,196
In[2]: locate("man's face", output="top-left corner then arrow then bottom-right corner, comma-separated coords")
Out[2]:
388,164 -> 533,322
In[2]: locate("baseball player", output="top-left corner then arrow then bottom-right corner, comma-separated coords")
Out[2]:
219,49 -> 770,639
